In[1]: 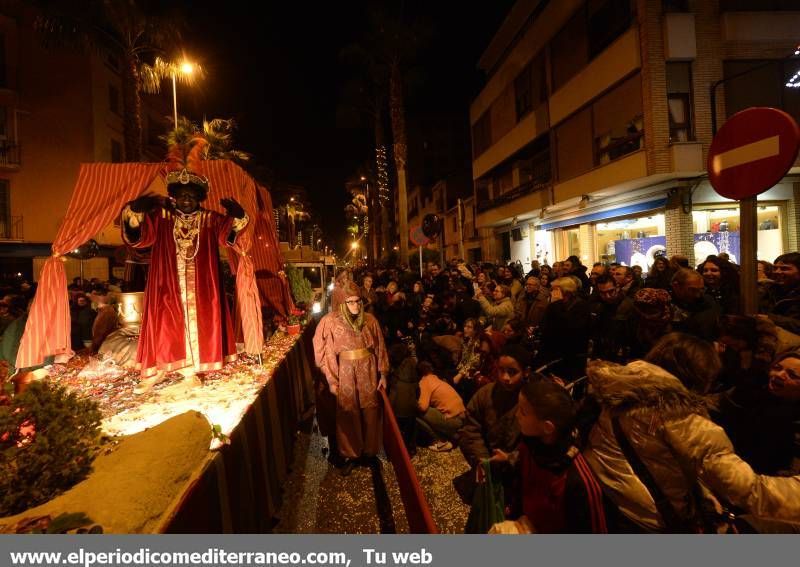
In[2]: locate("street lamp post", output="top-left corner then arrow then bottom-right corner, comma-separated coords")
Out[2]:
171,61 -> 196,131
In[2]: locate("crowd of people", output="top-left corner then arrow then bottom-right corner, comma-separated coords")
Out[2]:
339,251 -> 800,533
0,276 -> 123,388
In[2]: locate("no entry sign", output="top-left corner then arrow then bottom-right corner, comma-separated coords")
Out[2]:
410,225 -> 430,246
708,107 -> 800,200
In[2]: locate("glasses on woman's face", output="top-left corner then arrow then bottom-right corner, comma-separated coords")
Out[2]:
345,299 -> 363,306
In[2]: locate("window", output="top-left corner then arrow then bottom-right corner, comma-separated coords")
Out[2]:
0,179 -> 9,238
551,9 -> 589,91
692,205 -> 784,262
0,33 -> 6,88
721,0 -> 800,10
111,139 -> 122,163
106,53 -> 120,71
556,107 -> 594,181
724,60 -> 800,125
663,0 -> 689,10
0,106 -> 8,140
515,53 -> 547,122
596,214 -> 666,265
593,74 -> 643,164
666,62 -> 693,142
108,84 -> 120,115
515,63 -> 533,120
475,179 -> 490,203
588,0 -> 633,58
472,111 -> 492,157
494,164 -> 514,195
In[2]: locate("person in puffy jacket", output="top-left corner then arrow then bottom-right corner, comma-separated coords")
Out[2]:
583,355 -> 800,533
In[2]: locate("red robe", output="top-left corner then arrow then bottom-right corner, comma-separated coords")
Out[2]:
123,206 -> 239,377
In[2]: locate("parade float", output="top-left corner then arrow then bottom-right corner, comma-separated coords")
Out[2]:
0,150 -> 317,533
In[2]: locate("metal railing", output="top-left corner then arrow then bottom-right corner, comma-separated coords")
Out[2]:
0,143 -> 21,167
476,177 -> 550,213
0,215 -> 22,239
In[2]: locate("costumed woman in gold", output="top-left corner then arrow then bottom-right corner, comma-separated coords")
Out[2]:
313,280 -> 389,475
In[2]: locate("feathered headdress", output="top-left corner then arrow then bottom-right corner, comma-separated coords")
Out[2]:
165,134 -> 211,194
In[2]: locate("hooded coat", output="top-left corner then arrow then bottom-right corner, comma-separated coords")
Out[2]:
583,360 -> 800,533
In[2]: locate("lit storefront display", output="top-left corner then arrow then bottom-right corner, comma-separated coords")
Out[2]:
595,214 -> 666,269
692,205 -> 784,263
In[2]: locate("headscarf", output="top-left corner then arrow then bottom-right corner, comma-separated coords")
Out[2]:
339,281 -> 365,332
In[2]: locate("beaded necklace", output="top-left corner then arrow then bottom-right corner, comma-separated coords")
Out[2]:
173,210 -> 202,261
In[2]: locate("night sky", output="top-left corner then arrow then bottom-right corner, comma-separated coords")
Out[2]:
179,1 -> 514,251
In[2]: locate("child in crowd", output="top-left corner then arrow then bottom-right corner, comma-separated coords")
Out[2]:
489,380 -> 607,533
416,361 -> 467,452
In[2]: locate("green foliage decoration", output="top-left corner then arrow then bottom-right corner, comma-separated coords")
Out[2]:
0,381 -> 102,517
285,265 -> 315,307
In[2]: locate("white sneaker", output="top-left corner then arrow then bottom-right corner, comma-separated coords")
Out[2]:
429,440 -> 453,452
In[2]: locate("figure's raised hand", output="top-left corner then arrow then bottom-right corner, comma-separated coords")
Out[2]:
129,193 -> 162,214
220,197 -> 245,219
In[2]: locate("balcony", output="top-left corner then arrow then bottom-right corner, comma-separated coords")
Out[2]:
0,215 -> 23,240
0,143 -> 21,168
476,179 -> 549,213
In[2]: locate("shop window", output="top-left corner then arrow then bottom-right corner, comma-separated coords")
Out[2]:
588,0 -> 633,58
556,107 -> 594,181
593,74 -> 644,165
595,214 -> 666,268
667,62 -> 694,142
692,205 -> 784,263
472,111 -> 492,158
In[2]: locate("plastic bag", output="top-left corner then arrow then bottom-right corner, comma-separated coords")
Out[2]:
465,459 -> 505,534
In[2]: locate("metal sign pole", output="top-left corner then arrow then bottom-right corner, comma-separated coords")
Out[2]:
419,245 -> 423,278
739,195 -> 758,315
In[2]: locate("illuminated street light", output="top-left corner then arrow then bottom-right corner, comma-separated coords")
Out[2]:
351,242 -> 359,250
155,56 -> 201,130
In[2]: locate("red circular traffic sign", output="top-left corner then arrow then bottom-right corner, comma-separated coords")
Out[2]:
708,107 -> 800,200
410,225 -> 430,246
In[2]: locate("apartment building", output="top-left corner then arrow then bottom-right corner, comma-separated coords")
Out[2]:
0,4 -> 170,281
471,0 -> 800,271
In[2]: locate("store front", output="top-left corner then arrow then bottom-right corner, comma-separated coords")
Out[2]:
554,227 -> 580,260
691,204 -> 784,264
595,213 -> 666,269
539,198 -> 668,268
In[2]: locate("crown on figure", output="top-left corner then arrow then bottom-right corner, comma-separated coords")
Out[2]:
165,167 -> 210,190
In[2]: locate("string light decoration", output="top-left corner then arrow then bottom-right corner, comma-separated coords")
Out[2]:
376,145 -> 390,204
785,46 -> 800,88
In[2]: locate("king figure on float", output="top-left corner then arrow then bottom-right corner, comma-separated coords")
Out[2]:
121,139 -> 248,392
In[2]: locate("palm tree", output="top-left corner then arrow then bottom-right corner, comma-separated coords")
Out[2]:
338,46 -> 389,262
32,0 -> 183,161
339,3 -> 431,265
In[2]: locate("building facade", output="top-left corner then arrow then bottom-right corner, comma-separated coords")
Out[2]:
471,0 -> 800,271
0,4 -> 170,282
